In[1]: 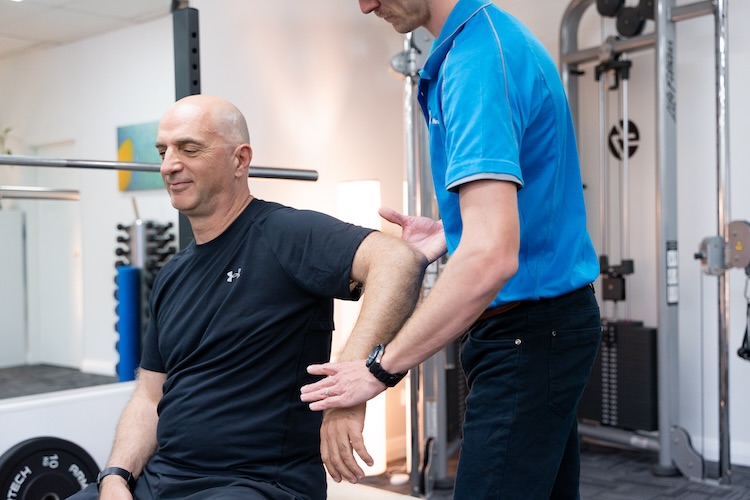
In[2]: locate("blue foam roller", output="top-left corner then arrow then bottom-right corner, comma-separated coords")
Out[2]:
116,266 -> 141,382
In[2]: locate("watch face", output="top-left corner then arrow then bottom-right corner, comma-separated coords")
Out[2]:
366,344 -> 382,367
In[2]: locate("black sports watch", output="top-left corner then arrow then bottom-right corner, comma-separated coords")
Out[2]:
97,466 -> 136,492
366,344 -> 407,387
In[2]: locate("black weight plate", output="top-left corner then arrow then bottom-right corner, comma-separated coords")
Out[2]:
616,7 -> 647,38
597,0 -> 624,18
0,437 -> 99,500
638,0 -> 656,20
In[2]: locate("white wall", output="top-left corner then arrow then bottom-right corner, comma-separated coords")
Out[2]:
0,0 -> 749,469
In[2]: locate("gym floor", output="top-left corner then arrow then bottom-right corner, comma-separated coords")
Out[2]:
358,442 -> 750,499
2,365 -> 750,499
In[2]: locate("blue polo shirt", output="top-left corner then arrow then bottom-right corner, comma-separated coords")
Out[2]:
418,0 -> 598,306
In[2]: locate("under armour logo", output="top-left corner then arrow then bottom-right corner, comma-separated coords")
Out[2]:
226,268 -> 241,283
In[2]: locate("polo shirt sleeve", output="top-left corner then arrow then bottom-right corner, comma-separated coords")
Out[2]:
440,33 -> 526,192
259,208 -> 375,300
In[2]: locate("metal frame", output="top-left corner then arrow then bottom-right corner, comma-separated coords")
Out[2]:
0,154 -> 318,182
0,186 -> 80,201
713,0 -> 732,480
392,28 -> 462,497
560,0 -> 732,484
172,4 -> 201,249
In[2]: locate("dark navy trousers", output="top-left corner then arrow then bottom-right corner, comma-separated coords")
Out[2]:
66,463 -> 302,499
454,285 -> 601,500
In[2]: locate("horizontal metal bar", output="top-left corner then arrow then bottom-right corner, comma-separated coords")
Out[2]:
579,423 -> 660,452
562,34 -> 657,66
0,155 -> 318,182
246,167 -> 319,181
562,0 -> 714,68
0,186 -> 81,201
562,46 -> 600,67
672,1 -> 716,22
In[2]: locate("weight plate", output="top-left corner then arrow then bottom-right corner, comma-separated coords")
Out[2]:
0,437 -> 99,500
638,0 -> 656,20
616,7 -> 647,38
597,0 -> 624,18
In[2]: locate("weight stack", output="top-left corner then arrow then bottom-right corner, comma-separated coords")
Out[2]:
578,320 -> 658,431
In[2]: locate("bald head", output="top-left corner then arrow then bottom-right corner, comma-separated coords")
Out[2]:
163,95 -> 250,147
156,95 -> 254,239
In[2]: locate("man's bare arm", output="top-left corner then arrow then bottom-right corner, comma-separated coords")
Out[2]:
99,368 -> 165,497
339,231 -> 427,362
318,231 -> 427,484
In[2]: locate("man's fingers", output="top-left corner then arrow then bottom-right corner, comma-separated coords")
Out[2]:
336,435 -> 365,482
300,380 -> 332,400
306,363 -> 333,376
309,400 -> 327,411
308,394 -> 344,411
321,413 -> 361,484
350,430 -> 374,468
378,206 -> 404,226
320,432 -> 341,483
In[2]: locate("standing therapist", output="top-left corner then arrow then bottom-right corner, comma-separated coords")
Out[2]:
301,1 -> 602,498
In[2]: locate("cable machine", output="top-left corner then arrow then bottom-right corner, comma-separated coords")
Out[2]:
561,0 -> 747,485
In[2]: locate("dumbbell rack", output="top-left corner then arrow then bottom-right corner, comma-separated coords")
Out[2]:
113,220 -> 177,381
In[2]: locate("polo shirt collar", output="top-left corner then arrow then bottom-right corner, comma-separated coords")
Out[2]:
420,0 -> 492,81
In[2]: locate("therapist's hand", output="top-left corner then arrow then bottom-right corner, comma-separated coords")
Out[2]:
379,206 -> 446,264
301,360 -> 385,411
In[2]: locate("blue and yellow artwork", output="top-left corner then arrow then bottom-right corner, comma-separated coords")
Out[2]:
117,121 -> 163,192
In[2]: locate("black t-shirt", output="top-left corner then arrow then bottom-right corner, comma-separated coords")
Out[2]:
140,199 -> 374,499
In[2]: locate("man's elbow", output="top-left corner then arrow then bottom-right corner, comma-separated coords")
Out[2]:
498,258 -> 518,284
475,247 -> 518,289
397,242 -> 429,274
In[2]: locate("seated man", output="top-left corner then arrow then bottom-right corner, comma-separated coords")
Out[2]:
69,95 -> 427,500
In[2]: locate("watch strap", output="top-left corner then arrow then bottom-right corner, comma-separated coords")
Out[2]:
97,466 -> 136,492
366,344 -> 407,387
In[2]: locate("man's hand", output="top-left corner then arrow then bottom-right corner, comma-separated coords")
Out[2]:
301,360 -> 385,411
320,406 -> 371,484
379,206 -> 446,264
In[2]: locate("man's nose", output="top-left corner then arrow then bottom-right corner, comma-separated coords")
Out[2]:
358,0 -> 380,14
160,149 -> 181,175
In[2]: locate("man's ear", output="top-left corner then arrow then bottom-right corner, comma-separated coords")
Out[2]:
235,144 -> 253,177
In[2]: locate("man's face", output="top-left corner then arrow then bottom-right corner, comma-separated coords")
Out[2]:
358,0 -> 429,34
156,104 -> 236,217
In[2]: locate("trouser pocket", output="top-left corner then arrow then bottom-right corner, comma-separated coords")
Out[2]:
548,324 -> 602,418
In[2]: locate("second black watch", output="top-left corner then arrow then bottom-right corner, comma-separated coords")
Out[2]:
97,466 -> 136,492
366,344 -> 407,387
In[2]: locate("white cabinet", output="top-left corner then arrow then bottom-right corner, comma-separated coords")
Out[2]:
0,210 -> 26,367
